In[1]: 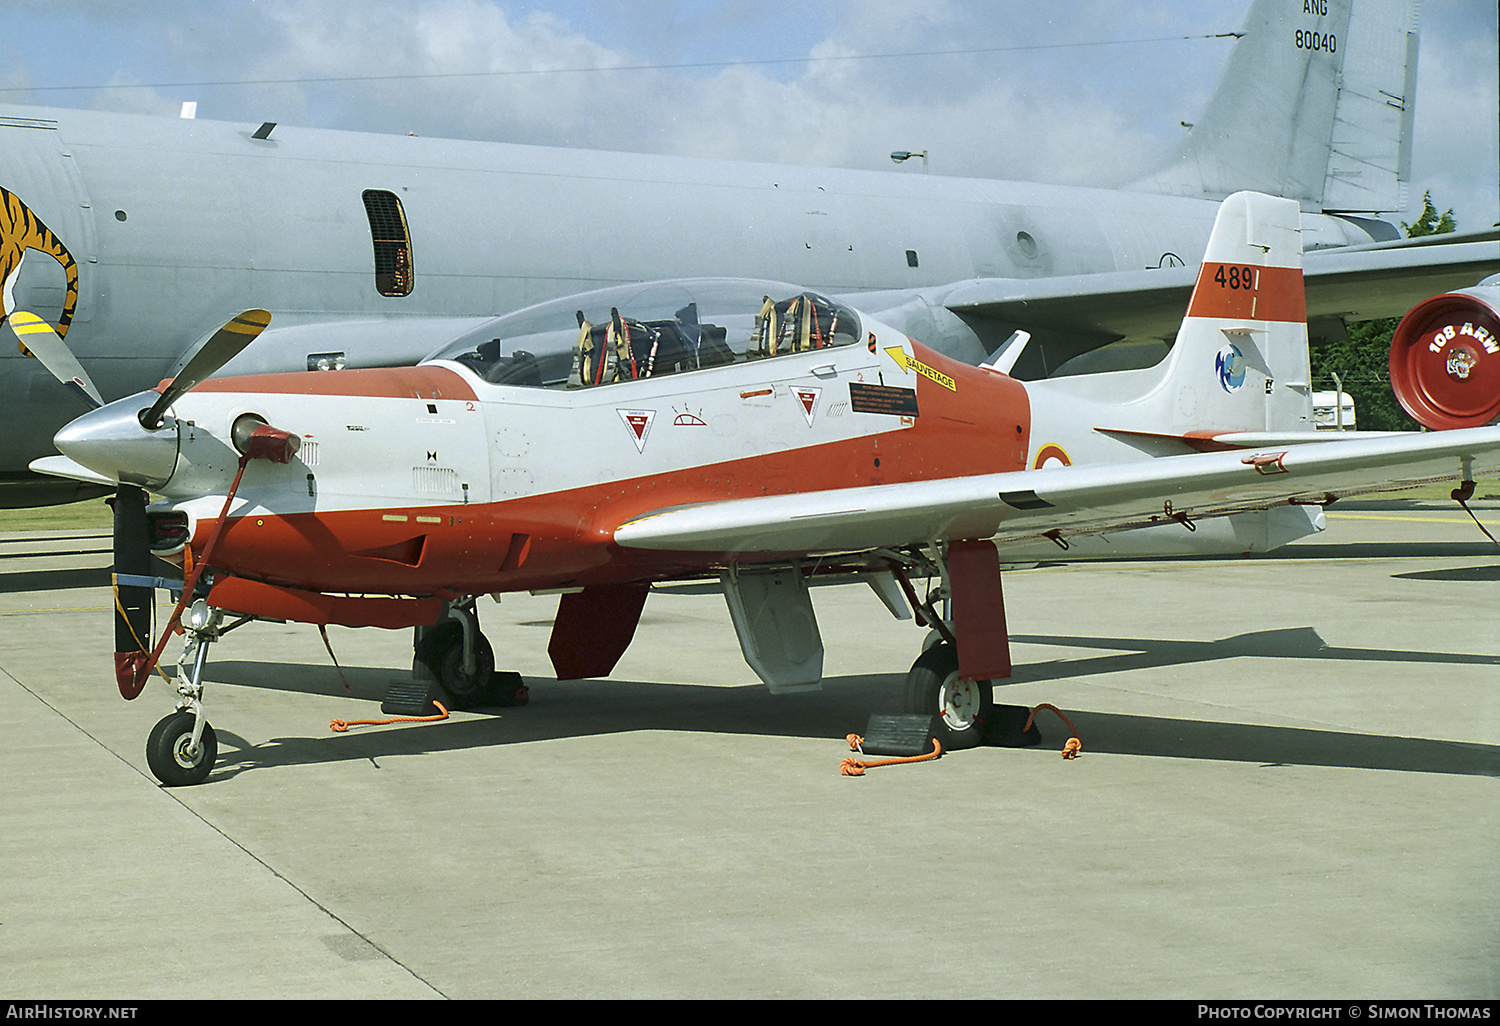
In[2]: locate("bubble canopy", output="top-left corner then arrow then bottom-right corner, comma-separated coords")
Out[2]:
424,279 -> 863,389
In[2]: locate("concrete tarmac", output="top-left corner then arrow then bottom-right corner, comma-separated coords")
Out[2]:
1,501 -> 1496,999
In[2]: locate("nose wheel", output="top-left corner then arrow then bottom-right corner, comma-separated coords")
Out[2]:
146,710 -> 218,787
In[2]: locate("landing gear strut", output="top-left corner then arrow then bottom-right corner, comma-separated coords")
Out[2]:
895,540 -> 1010,750
145,601 -> 224,786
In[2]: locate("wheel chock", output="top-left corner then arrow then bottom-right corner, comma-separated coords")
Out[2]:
984,704 -> 1044,748
841,714 -> 942,775
381,680 -> 439,717
858,713 -> 935,756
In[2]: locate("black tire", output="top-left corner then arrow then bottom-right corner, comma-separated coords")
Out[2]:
146,710 -> 217,786
903,642 -> 992,751
416,620 -> 497,710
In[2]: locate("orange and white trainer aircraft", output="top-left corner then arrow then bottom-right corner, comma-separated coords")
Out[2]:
21,190 -> 1500,785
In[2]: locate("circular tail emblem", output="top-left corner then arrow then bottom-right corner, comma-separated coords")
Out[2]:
1216,342 -> 1246,392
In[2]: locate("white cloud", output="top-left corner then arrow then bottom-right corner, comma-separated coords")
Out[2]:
1,0 -> 1492,223
1405,3 -> 1500,229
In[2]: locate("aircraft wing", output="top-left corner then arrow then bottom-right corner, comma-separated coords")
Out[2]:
938,233 -> 1500,341
614,426 -> 1500,556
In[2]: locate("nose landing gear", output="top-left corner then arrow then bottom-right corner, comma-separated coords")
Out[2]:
145,603 -> 224,786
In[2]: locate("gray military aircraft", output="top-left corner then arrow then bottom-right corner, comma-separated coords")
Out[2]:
1,0 -> 1495,506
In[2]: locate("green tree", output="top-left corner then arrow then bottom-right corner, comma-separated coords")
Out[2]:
1308,191 -> 1455,431
1401,191 -> 1457,237
1309,316 -> 1417,431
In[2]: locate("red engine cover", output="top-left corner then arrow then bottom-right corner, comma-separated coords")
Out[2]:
1388,289 -> 1500,430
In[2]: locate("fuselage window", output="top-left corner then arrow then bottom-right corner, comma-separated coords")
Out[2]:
362,189 -> 413,297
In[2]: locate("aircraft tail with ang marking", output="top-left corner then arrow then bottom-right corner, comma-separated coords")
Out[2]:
1132,0 -> 1419,215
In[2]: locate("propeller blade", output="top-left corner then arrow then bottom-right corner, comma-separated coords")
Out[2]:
111,484 -> 154,700
140,309 -> 271,429
6,309 -> 104,408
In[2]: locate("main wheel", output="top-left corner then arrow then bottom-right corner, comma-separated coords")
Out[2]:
904,642 -> 992,751
146,710 -> 217,786
415,620 -> 498,710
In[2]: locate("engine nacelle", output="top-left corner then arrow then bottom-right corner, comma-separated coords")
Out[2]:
1389,284 -> 1500,430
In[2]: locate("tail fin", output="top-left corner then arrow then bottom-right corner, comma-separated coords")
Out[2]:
1150,191 -> 1314,434
1132,0 -> 1419,214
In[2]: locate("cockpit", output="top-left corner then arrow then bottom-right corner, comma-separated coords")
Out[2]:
427,280 -> 863,390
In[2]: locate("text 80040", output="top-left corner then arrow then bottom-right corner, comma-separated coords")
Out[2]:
1294,30 -> 1336,52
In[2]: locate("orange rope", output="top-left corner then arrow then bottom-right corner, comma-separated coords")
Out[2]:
330,700 -> 450,733
1023,703 -> 1082,758
840,734 -> 942,775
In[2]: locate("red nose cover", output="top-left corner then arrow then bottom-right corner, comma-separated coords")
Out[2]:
115,652 -> 152,700
244,425 -> 301,463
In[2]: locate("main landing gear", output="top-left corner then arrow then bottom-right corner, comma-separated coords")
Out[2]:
413,599 -> 528,711
905,641 -> 993,751
894,540 -> 1037,751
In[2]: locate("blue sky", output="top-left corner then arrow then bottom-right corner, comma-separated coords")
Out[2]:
1,0 -> 1494,229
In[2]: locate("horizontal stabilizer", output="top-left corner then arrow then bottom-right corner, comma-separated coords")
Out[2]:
937,238 -> 1500,346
